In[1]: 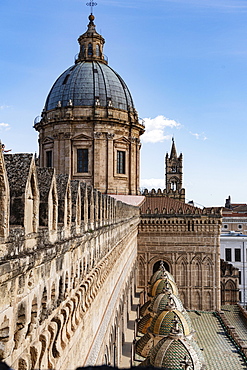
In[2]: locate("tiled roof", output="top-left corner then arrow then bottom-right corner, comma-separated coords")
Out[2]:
223,203 -> 247,214
4,154 -> 33,197
141,196 -> 202,215
37,167 -> 55,200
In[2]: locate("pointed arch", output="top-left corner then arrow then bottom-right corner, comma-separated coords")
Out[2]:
203,257 -> 213,287
191,257 -> 202,287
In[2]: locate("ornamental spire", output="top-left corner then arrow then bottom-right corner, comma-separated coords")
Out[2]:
76,7 -> 107,64
170,137 -> 177,159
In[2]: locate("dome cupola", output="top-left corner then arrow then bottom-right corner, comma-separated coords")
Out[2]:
34,12 -> 144,195
76,14 -> 106,64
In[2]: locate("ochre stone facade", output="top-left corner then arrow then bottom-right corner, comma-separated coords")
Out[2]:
138,195 -> 222,311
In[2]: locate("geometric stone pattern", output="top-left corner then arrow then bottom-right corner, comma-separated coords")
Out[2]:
138,196 -> 222,310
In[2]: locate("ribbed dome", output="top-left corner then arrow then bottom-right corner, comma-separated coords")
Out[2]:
149,310 -> 192,337
149,269 -> 175,285
44,61 -> 135,112
149,336 -> 206,370
149,278 -> 179,297
149,292 -> 184,313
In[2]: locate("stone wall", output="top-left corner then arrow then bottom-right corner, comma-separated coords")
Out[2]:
0,151 -> 140,370
138,197 -> 222,311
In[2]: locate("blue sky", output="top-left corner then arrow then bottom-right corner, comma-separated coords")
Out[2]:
1,0 -> 247,207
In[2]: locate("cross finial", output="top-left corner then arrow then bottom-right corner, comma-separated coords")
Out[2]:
86,1 -> 97,14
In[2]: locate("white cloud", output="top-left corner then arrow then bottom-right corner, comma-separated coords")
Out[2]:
0,123 -> 11,131
0,105 -> 10,110
141,115 -> 181,143
190,132 -> 207,140
141,178 -> 165,190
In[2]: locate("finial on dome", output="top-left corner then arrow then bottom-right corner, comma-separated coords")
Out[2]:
77,2 -> 107,65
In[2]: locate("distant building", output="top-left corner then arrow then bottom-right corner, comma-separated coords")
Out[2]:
220,197 -> 247,305
222,196 -> 247,234
220,233 -> 246,304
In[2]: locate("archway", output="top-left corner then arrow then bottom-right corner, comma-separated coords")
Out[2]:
152,260 -> 170,273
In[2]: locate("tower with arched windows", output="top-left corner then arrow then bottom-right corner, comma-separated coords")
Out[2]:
165,138 -> 183,196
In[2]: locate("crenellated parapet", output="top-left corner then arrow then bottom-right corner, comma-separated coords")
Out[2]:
142,188 -> 185,202
0,153 -> 139,259
0,153 -> 140,369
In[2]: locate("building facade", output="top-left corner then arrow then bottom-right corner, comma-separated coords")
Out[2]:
34,14 -> 144,195
0,10 -> 230,370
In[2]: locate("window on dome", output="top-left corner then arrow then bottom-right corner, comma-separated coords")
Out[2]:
46,151 -> 52,168
117,151 -> 125,174
81,45 -> 85,58
77,149 -> 88,173
96,44 -> 100,56
62,74 -> 70,85
88,43 -> 93,56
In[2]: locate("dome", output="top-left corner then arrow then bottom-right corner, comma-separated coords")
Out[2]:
149,292 -> 184,313
149,278 -> 179,297
149,262 -> 175,285
149,309 -> 192,337
139,299 -> 152,317
135,332 -> 154,358
137,313 -> 153,335
44,61 -> 135,112
149,336 -> 206,370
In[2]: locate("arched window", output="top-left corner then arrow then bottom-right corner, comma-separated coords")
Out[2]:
88,43 -> 93,56
171,181 -> 177,190
96,44 -> 100,56
153,260 -> 170,273
81,45 -> 85,57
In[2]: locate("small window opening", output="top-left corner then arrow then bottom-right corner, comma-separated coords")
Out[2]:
235,248 -> 241,262
88,43 -> 93,56
77,149 -> 88,173
46,151 -> 52,168
171,181 -> 177,191
225,248 -> 232,262
62,74 -> 70,85
96,44 -> 100,56
117,151 -> 126,174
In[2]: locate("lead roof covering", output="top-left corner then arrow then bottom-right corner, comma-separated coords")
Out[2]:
45,61 -> 135,112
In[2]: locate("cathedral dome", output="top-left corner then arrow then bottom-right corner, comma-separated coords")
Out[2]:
35,13 -> 144,196
43,14 -> 135,113
44,61 -> 135,112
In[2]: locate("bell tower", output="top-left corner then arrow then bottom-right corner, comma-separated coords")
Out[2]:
165,139 -> 185,201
